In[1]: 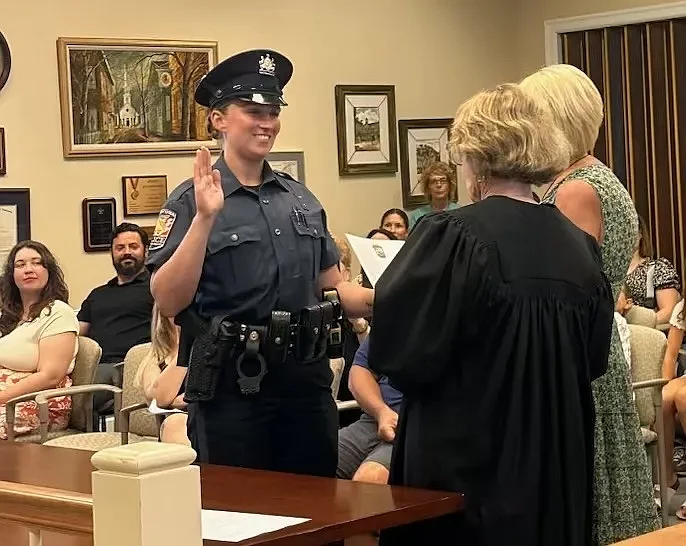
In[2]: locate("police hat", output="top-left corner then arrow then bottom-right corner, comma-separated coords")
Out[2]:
195,49 -> 293,109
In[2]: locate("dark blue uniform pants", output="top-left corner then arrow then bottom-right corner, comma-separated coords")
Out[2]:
187,371 -> 338,477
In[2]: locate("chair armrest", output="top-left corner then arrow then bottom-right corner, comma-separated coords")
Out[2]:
118,402 -> 152,445
9,385 -> 122,443
5,384 -> 123,442
632,378 -> 669,390
336,400 -> 360,412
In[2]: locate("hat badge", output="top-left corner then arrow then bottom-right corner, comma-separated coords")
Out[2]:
258,54 -> 276,76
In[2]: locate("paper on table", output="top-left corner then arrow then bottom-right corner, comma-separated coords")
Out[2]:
201,509 -> 310,542
345,233 -> 405,288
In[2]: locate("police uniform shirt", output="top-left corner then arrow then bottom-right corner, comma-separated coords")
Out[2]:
146,155 -> 339,324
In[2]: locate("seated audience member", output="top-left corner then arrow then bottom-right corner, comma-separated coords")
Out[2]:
331,235 -> 370,425
135,305 -> 188,446
370,84 -> 614,545
408,161 -> 460,229
625,215 -> 681,323
379,208 -> 409,240
0,241 -> 78,439
78,223 -> 154,421
660,298 -> 686,515
337,336 -> 402,484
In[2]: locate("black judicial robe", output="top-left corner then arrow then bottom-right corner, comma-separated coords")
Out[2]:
370,197 -> 613,546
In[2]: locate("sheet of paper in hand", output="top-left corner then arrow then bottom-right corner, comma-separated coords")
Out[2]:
346,234 -> 405,288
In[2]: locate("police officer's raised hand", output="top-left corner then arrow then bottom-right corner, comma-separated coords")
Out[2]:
194,147 -> 224,218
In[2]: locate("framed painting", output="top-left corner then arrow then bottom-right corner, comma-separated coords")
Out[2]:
399,118 -> 456,209
0,189 -> 30,269
267,151 -> 306,184
335,85 -> 397,175
57,37 -> 219,158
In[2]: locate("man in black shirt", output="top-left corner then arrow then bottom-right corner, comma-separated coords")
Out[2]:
78,223 -> 154,424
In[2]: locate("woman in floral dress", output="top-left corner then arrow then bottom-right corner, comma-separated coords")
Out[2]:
521,64 -> 660,544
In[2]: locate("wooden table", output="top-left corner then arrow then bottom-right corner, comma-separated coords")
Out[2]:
612,522 -> 686,545
0,443 -> 462,545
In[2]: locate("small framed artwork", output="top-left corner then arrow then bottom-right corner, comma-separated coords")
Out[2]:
122,175 -> 168,216
0,189 -> 30,269
399,118 -> 455,209
267,151 -> 306,184
0,127 -> 5,175
82,197 -> 116,253
57,37 -> 218,158
335,85 -> 398,175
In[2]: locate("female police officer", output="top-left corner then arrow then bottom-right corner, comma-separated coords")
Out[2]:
146,49 -> 373,478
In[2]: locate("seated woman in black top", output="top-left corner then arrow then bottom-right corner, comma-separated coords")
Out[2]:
135,305 -> 188,446
370,84 -> 613,546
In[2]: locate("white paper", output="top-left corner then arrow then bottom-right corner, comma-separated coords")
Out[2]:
148,399 -> 184,415
0,205 -> 18,271
201,509 -> 309,542
345,234 -> 405,288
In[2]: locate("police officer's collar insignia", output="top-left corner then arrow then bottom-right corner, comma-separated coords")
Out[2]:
149,208 -> 177,251
258,54 -> 276,76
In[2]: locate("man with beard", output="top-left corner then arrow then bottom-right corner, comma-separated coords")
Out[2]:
78,223 -> 154,428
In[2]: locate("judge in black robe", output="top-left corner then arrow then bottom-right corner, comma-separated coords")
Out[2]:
370,84 -> 614,546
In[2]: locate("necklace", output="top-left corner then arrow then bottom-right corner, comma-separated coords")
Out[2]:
541,153 -> 592,201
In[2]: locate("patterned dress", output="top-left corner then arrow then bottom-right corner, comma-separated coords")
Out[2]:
544,164 -> 660,545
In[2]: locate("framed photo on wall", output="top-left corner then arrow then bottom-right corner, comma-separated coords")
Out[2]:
0,188 -> 31,269
82,197 -> 116,252
122,175 -> 168,216
57,37 -> 219,158
399,118 -> 455,209
267,151 -> 306,184
335,85 -> 398,175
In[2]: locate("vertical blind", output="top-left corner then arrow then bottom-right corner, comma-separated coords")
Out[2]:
561,19 -> 686,278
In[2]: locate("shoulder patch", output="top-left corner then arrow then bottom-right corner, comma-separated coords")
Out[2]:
149,209 -> 177,251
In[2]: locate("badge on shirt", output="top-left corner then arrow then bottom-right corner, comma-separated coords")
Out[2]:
149,208 -> 177,251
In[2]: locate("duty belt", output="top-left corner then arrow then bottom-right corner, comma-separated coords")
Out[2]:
177,290 -> 343,397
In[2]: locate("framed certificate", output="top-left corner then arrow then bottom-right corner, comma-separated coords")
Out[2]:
82,197 -> 116,252
122,175 -> 168,216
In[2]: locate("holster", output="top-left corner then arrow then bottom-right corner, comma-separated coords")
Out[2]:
177,309 -> 234,403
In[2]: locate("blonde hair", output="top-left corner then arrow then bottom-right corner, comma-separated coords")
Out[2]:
449,83 -> 570,186
519,64 -> 604,161
331,233 -> 352,271
420,161 -> 457,200
135,305 -> 178,389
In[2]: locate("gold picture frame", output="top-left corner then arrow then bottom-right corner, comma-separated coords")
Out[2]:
57,37 -> 219,158
122,175 -> 168,216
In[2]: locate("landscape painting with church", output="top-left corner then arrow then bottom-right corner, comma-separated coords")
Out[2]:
57,38 -> 218,157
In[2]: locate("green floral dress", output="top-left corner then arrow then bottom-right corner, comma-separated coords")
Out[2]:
544,164 -> 660,545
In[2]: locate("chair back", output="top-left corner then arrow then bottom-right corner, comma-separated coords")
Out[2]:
629,324 -> 667,427
625,306 -> 658,329
329,357 -> 345,400
69,336 -> 102,432
121,343 -> 159,438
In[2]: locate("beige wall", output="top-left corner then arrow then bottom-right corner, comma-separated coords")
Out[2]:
0,0 -> 519,305
518,0 -> 675,75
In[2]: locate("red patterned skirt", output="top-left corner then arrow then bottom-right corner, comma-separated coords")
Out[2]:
0,368 -> 72,440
